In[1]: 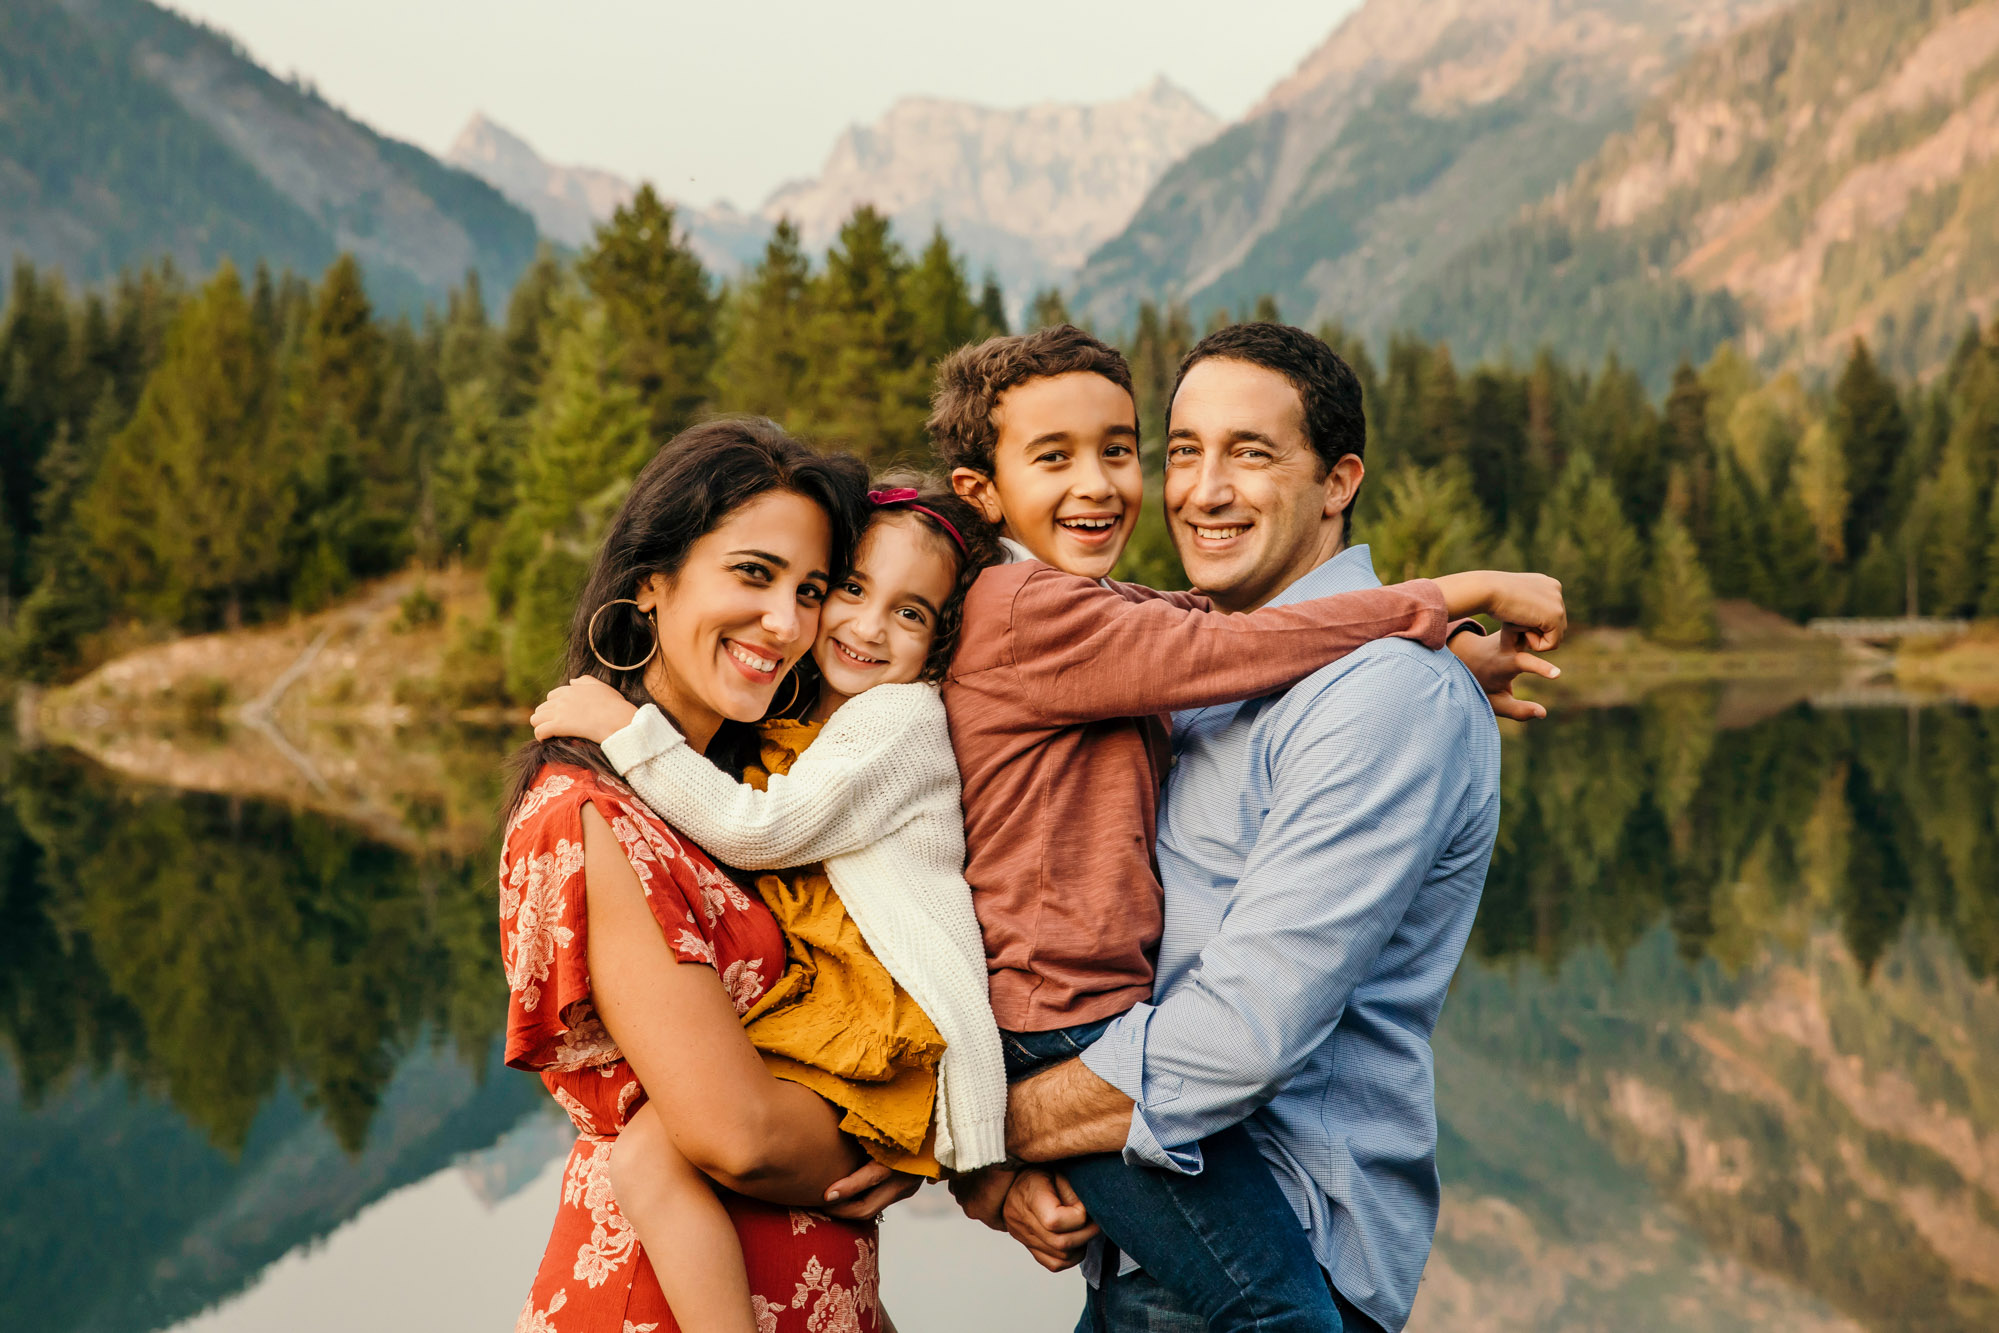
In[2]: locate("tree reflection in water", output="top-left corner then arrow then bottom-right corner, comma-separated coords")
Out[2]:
0,693 -> 1994,1332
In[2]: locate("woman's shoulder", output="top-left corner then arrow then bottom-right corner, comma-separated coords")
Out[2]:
507,761 -> 630,833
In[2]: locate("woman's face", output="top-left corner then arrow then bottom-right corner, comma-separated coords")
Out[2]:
636,489 -> 832,749
812,513 -> 959,701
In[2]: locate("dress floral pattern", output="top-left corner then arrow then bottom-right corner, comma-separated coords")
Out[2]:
503,764 -> 883,1333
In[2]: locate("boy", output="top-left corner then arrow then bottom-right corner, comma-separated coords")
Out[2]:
934,325 -> 1562,1328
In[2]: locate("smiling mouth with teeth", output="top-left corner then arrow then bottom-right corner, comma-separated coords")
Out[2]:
727,642 -> 779,673
832,640 -> 886,667
1058,516 -> 1119,531
1193,524 -> 1251,540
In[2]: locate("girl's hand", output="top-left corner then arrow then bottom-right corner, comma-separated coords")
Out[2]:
1451,626 -> 1560,721
1432,572 -> 1567,651
531,676 -> 641,744
821,1159 -> 922,1220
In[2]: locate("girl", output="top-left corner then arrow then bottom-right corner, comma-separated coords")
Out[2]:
530,479 -> 1009,1333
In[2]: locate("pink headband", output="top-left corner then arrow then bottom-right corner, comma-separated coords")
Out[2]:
867,488 -> 966,554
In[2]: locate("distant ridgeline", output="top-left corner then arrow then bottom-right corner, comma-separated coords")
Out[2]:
1073,0 -> 1999,390
2,184 -> 1998,696
0,0 -> 537,314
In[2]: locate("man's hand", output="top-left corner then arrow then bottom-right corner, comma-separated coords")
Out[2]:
531,675 -> 641,744
820,1158 -> 922,1221
1002,1169 -> 1098,1273
948,1165 -> 1020,1231
1451,625 -> 1561,721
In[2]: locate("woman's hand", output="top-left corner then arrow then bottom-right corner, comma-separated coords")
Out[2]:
821,1159 -> 923,1220
1431,572 -> 1567,651
532,675 -> 641,744
1451,625 -> 1561,721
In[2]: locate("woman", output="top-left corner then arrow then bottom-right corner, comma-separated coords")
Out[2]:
502,418 -> 901,1333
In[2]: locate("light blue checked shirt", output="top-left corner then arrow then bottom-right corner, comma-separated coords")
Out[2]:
1079,544 -> 1500,1332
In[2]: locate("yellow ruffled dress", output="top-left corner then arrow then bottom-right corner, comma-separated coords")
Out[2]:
738,719 -> 945,1176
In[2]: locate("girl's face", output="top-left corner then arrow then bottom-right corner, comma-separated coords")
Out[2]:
636,490 -> 832,749
812,513 -> 959,700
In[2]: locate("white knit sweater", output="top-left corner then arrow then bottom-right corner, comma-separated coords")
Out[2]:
601,682 -> 1007,1171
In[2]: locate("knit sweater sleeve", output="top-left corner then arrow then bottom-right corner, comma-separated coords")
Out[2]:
600,685 -> 940,869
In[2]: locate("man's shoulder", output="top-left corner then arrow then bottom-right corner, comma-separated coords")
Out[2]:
1270,636 -> 1491,740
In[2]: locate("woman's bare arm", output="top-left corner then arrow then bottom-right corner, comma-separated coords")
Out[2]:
581,803 -> 864,1204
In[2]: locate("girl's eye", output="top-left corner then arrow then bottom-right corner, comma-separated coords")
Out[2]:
839,580 -> 864,597
1035,451 -> 1066,465
898,607 -> 927,625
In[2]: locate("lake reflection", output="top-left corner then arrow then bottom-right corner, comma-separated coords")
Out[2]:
3,693 -> 1996,1332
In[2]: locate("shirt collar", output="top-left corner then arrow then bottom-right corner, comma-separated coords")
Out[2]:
998,537 -> 1035,564
1263,543 -> 1382,610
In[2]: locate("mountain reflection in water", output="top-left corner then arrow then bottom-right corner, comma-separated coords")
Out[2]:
1,692 -> 1994,1332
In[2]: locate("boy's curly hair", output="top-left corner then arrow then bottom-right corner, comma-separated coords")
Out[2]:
926,325 -> 1135,476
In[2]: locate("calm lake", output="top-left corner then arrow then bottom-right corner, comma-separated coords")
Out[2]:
4,689 -> 1997,1332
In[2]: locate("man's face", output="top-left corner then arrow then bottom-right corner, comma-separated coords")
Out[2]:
1165,358 -> 1361,613
951,372 -> 1142,580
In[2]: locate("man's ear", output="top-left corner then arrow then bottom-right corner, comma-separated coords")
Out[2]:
1322,455 -> 1365,521
951,467 -> 1006,527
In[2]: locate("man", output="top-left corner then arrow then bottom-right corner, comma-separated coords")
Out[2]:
993,323 -> 1544,1331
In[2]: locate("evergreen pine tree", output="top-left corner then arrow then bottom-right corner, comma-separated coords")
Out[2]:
8,391 -> 119,676
1641,510 -> 1719,648
1790,419 -> 1849,563
1412,344 -> 1469,469
1030,288 -> 1072,331
1367,463 -> 1490,584
1465,367 -> 1528,533
907,226 -> 980,367
499,243 -> 565,417
1980,483 -> 1999,618
1830,337 -> 1911,563
1704,455 -> 1776,607
1250,294 -> 1281,324
579,185 -> 719,442
491,304 -> 651,618
1531,453 -> 1644,626
1373,336 -> 1431,478
713,217 -> 815,424
804,206 -> 926,465
76,263 -> 290,628
0,260 -> 79,599
975,274 -> 1010,340
1576,353 -> 1660,533
1661,362 -> 1714,545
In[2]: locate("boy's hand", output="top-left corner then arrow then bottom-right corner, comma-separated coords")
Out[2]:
1452,625 -> 1561,721
1433,572 -> 1566,651
822,1159 -> 922,1220
1002,1169 -> 1097,1272
531,676 -> 641,744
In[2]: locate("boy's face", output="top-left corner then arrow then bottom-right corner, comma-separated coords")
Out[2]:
950,372 -> 1142,580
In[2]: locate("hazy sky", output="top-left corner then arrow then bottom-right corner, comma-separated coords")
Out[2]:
162,1 -> 1362,210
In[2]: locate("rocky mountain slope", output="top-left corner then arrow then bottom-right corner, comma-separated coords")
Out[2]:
450,79 -> 1219,302
1406,0 -> 1999,380
1071,0 -> 1789,344
766,77 -> 1219,299
0,0 -> 538,309
443,113 -> 768,274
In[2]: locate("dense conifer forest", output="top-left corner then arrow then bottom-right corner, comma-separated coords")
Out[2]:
2,186 -> 1996,699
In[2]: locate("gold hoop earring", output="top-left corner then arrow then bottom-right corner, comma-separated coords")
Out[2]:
587,599 -> 658,672
771,669 -> 803,717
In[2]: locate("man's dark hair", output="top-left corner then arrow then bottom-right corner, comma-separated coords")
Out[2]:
1172,322 -> 1366,480
928,324 -> 1135,475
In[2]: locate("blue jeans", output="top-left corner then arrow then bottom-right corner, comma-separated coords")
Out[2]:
1001,1018 -> 1342,1333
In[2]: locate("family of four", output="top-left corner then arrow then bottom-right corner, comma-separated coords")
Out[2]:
500,321 -> 1566,1333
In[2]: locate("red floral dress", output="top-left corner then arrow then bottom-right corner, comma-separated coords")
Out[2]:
502,764 -> 883,1333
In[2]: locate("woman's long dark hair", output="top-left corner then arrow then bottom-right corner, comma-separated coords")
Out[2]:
504,417 -> 868,820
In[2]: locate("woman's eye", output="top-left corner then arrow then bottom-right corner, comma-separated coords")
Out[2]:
734,562 -> 772,582
800,584 -> 827,603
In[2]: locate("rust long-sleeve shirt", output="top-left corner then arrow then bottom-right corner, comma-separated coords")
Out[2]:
942,560 -> 1449,1032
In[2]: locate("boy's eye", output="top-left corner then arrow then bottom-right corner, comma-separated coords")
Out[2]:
1035,451 -> 1067,465
1106,443 -> 1134,458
